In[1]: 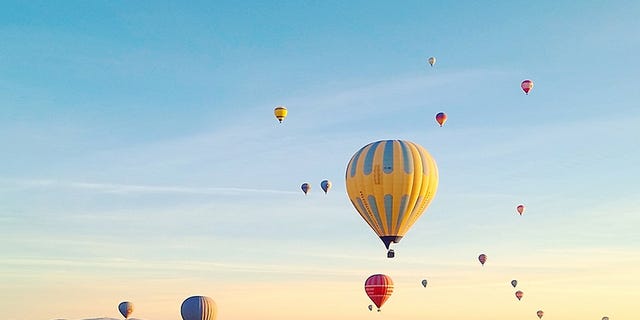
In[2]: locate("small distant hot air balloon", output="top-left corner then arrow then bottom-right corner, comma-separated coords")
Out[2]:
537,310 -> 544,319
428,57 -> 436,67
511,280 -> 518,288
274,106 -> 288,123
517,204 -> 525,216
435,112 -> 447,127
320,180 -> 331,194
478,254 -> 487,266
301,183 -> 310,195
181,296 -> 217,320
365,274 -> 394,312
118,301 -> 134,319
515,290 -> 524,301
521,80 -> 534,95
368,305 -> 373,311
602,317 -> 609,320
421,279 -> 428,287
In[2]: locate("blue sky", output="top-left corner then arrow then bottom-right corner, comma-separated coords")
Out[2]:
1,1 -> 639,319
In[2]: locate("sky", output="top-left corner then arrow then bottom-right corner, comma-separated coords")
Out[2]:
1,1 -> 639,319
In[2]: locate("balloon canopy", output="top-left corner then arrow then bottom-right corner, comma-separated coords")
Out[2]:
365,274 -> 394,311
118,301 -> 134,319
274,106 -> 288,123
521,80 -> 534,94
478,254 -> 487,265
345,140 -> 439,253
181,296 -> 218,320
301,183 -> 310,195
435,112 -> 447,127
320,179 -> 332,194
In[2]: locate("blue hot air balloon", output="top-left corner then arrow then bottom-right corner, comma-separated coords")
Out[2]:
181,296 -> 218,320
118,301 -> 134,319
320,180 -> 332,194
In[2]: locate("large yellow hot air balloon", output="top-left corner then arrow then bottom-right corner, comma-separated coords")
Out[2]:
345,140 -> 438,256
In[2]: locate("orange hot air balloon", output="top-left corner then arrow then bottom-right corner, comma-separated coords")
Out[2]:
517,204 -> 525,216
521,79 -> 534,94
515,290 -> 524,301
537,310 -> 544,319
435,112 -> 447,127
478,254 -> 487,266
365,274 -> 394,311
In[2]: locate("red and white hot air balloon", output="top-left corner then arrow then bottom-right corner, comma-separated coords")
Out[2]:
515,290 -> 524,301
521,79 -> 534,95
517,204 -> 525,216
364,274 -> 394,311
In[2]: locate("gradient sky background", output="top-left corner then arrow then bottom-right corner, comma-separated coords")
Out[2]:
1,1 -> 639,319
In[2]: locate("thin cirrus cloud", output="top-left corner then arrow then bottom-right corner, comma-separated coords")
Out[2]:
0,178 -> 297,196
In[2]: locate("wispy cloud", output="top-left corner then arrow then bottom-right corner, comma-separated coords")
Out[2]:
0,178 -> 297,196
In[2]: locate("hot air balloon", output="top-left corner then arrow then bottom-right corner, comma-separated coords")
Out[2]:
181,296 -> 218,320
274,106 -> 288,123
435,112 -> 447,127
365,274 -> 394,312
421,279 -> 428,287
345,140 -> 438,257
537,310 -> 544,319
118,301 -> 134,319
320,180 -> 332,194
427,57 -> 436,67
602,317 -> 609,320
478,254 -> 487,266
301,183 -> 310,195
516,204 -> 525,216
521,80 -> 534,95
515,290 -> 523,301
511,280 -> 518,288
368,305 -> 373,311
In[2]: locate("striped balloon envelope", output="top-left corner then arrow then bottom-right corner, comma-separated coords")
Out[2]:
181,296 -> 217,320
365,274 -> 394,311
345,140 -> 438,255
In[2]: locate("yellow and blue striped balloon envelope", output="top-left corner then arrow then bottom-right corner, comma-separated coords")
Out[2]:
345,140 -> 438,251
